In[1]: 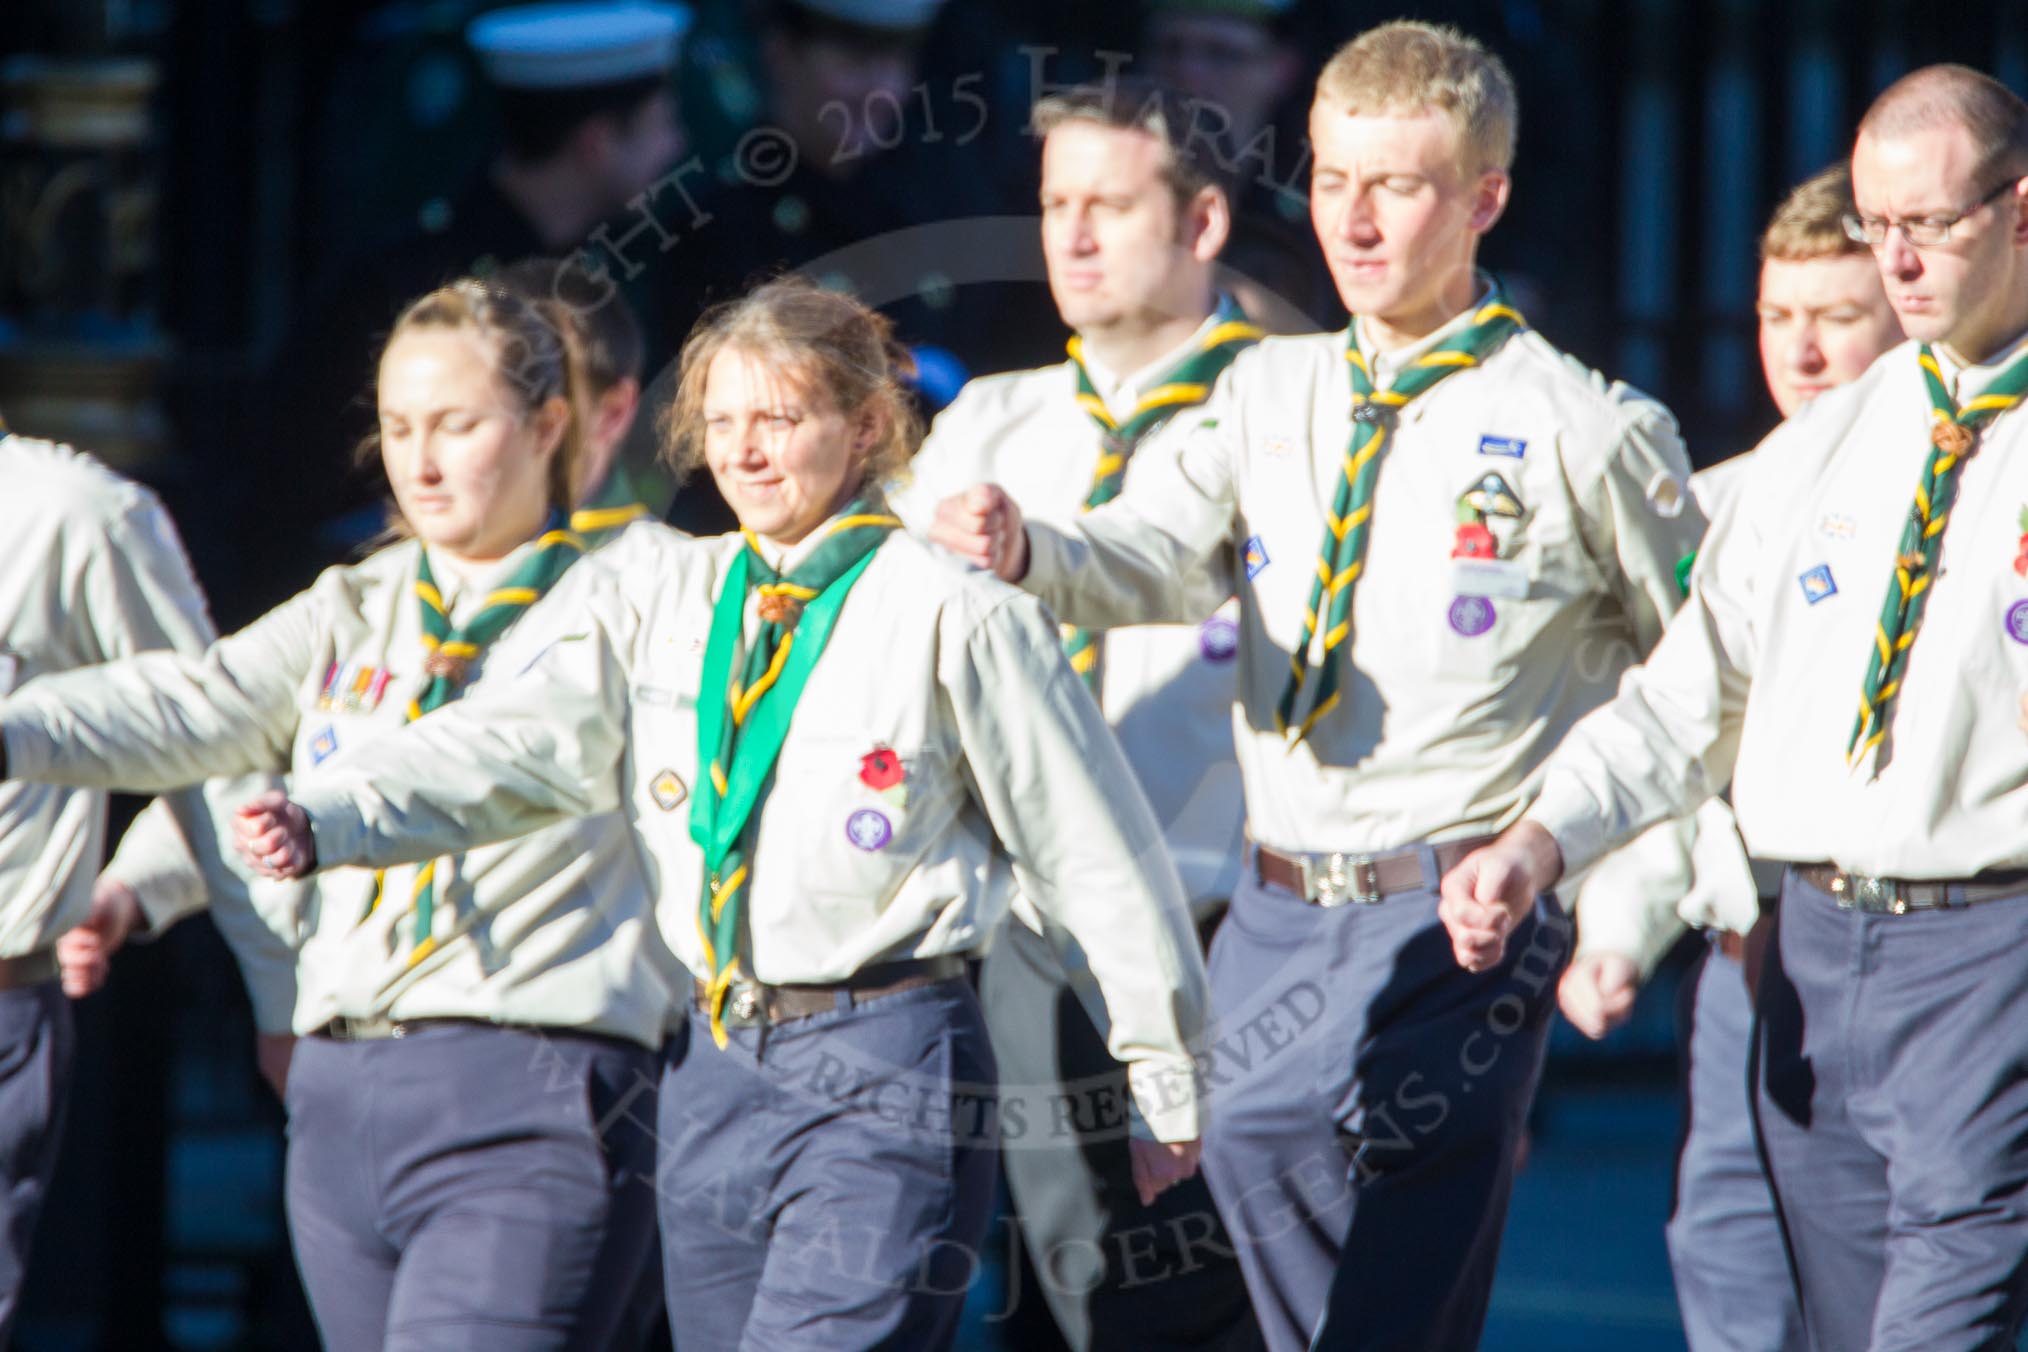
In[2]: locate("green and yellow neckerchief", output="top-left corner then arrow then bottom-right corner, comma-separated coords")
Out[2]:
690,496 -> 899,1046
1847,342 -> 2028,772
1276,292 -> 1526,743
1061,299 -> 1262,690
365,518 -> 585,964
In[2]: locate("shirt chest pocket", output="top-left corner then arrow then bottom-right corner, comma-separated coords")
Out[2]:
294,663 -> 415,772
758,732 -> 956,898
1407,533 -> 1570,682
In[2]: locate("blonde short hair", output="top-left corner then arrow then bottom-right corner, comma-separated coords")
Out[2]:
1761,165 -> 1865,262
1314,21 -> 1517,176
662,276 -> 922,489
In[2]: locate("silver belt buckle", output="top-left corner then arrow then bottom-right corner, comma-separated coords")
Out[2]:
727,980 -> 764,1026
1304,852 -> 1382,907
1836,873 -> 1908,915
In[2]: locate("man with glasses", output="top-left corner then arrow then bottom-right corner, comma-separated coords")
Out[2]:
1443,63 -> 2028,1349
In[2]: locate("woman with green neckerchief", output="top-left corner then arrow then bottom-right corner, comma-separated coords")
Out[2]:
0,278 -> 671,1350
233,276 -> 1213,1349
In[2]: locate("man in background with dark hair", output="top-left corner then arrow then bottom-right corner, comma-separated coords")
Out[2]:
895,80 -> 1261,1352
246,1 -> 689,613
1555,163 -> 1897,1352
495,254 -> 654,543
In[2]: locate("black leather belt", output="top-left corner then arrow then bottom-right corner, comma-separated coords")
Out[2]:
1254,836 -> 1495,907
1794,864 -> 2028,915
309,1016 -> 649,1055
311,1015 -> 504,1042
693,955 -> 966,1028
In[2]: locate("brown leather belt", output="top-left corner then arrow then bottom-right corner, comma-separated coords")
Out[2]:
1254,835 -> 1496,907
1794,864 -> 2028,915
0,952 -> 56,992
693,955 -> 966,1028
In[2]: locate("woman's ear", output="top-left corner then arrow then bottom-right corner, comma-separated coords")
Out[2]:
532,395 -> 571,462
852,402 -> 886,460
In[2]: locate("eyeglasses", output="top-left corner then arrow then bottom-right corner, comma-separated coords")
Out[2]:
1843,177 -> 2020,248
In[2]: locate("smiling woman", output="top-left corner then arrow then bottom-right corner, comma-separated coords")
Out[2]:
661,276 -> 921,547
223,275 -> 1215,1351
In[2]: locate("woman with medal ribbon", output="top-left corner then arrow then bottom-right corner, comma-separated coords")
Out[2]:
229,277 -> 1213,1349
0,278 -> 670,1350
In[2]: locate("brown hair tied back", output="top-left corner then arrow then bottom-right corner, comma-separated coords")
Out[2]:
359,276 -> 591,531
661,275 -> 923,493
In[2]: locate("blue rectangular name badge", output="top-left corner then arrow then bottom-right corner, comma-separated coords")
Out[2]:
1798,564 -> 1838,605
1477,434 -> 1527,459
1243,535 -> 1271,580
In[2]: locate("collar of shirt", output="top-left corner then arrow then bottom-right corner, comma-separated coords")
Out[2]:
1933,321 -> 2028,402
737,494 -> 880,638
1356,279 -> 1498,389
421,530 -> 554,626
1075,305 -> 1230,421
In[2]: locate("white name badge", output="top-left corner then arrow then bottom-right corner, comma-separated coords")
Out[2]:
1450,559 -> 1530,599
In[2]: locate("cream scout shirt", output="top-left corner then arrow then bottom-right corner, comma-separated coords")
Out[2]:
0,529 -> 675,1046
894,332 -> 1244,913
1016,311 -> 1709,862
0,436 -> 295,1023
1530,332 -> 2028,881
285,521 -> 1210,1141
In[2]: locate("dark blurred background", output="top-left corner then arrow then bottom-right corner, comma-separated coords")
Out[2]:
0,1 -> 2025,1347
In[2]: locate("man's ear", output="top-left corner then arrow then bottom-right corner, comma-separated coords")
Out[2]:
1468,170 -> 1511,235
1188,184 -> 1233,264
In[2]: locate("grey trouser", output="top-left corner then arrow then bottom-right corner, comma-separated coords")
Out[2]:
981,916 -> 1260,1351
284,1022 -> 658,1352
656,977 -> 998,1351
1198,862 -> 1568,1352
0,980 -> 71,1351
1668,940 -> 1803,1351
1757,869 -> 2028,1351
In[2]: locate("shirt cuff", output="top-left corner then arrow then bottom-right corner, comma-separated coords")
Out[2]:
1127,1056 -> 1200,1142
99,856 -> 207,935
0,721 -> 52,782
1019,521 -> 1073,607
1572,890 -> 1685,980
1526,773 -> 1616,881
298,792 -> 366,871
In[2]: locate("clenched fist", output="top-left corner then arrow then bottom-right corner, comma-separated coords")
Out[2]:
929,485 -> 1028,582
56,877 -> 144,998
1557,952 -> 1640,1040
235,790 -> 317,880
1439,820 -> 1564,972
